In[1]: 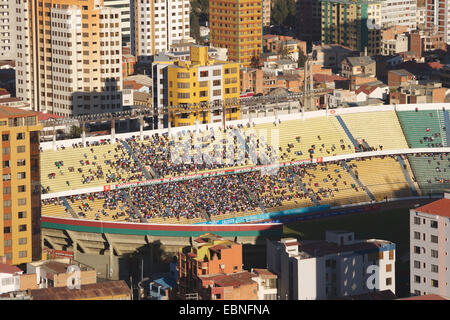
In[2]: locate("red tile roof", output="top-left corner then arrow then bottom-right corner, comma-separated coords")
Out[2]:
0,263 -> 22,274
415,198 -> 450,218
313,74 -> 347,83
123,80 -> 144,90
0,90 -> 10,97
355,84 -> 380,95
0,106 -> 37,118
38,112 -> 64,121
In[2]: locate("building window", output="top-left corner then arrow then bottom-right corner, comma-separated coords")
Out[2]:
3,186 -> 10,194
431,264 -> 438,273
414,232 -> 420,240
19,224 -> 27,232
414,260 -> 420,269
4,239 -> 12,247
16,132 -> 25,140
3,200 -> 11,207
2,147 -> 10,155
17,172 -> 26,179
431,279 -> 438,288
3,213 -> 11,221
431,235 -> 438,243
200,70 -> 209,77
19,250 -> 27,258
386,264 -> 392,272
19,237 -> 27,245
17,145 -> 25,153
430,220 -> 438,228
18,211 -> 26,219
17,159 -> 26,166
431,250 -> 438,258
2,134 -> 9,141
18,185 -> 26,192
414,246 -> 421,254
389,250 -> 394,260
2,160 -> 10,168
386,278 -> 392,286
4,226 -> 11,234
414,275 -> 420,283
2,173 -> 10,181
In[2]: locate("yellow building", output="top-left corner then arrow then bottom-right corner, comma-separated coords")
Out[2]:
0,107 -> 42,265
165,46 -> 240,127
209,0 -> 264,67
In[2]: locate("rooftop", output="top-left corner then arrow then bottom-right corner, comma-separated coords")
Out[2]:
345,56 -> 375,67
29,280 -> 130,300
0,262 -> 22,275
252,268 -> 277,279
199,271 -> 256,288
415,198 -> 450,218
297,239 -> 392,258
0,106 -> 37,119
390,69 -> 414,77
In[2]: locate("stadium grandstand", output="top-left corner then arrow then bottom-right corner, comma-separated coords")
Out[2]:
40,103 -> 450,223
38,104 -> 450,269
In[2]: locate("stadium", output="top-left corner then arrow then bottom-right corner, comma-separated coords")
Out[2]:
39,103 -> 450,278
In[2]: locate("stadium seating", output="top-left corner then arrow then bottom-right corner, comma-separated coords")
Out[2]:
339,111 -> 409,150
397,110 -> 447,148
349,156 -> 414,201
250,116 -> 354,161
41,199 -> 73,218
40,142 -> 142,192
408,153 -> 450,195
299,162 -> 371,206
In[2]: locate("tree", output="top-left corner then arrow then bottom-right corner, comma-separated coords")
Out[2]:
250,55 -> 262,68
69,125 -> 82,139
190,13 -> 201,43
272,0 -> 289,26
279,46 -> 291,60
298,49 -> 307,68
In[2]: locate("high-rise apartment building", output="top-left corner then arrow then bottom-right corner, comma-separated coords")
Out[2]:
104,0 -> 131,45
132,0 -> 190,62
425,0 -> 450,44
0,0 -> 15,60
381,0 -> 416,30
152,45 -> 240,127
15,0 -> 123,116
410,193 -> 450,297
0,107 -> 42,266
209,0 -> 264,67
321,0 -> 382,56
